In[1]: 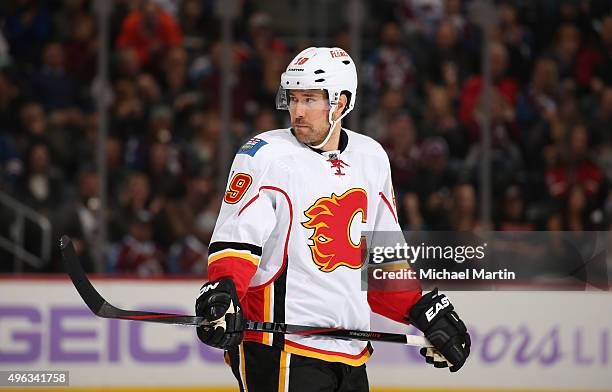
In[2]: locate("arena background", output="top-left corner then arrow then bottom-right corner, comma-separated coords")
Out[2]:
1,0 -> 612,390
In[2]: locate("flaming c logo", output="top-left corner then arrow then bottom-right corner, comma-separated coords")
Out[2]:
302,188 -> 368,272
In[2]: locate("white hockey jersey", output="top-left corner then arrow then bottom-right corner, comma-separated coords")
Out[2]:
207,128 -> 421,366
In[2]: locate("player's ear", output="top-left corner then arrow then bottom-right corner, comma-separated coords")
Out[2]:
332,94 -> 348,121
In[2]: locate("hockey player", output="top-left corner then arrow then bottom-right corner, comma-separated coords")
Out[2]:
195,47 -> 470,391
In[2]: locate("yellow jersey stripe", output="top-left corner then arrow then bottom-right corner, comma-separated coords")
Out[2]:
262,284 -> 272,345
284,343 -> 371,367
278,350 -> 288,392
208,251 -> 260,266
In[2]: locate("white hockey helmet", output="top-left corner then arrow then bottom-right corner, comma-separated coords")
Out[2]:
276,47 -> 358,148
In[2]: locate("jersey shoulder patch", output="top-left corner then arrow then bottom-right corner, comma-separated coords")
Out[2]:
238,137 -> 268,157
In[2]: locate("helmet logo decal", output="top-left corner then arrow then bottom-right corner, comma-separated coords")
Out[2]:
330,49 -> 348,58
294,57 -> 310,65
302,188 -> 368,272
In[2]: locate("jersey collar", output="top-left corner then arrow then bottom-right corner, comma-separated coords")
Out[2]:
291,128 -> 349,155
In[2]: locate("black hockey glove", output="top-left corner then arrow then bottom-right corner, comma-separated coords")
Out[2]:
195,279 -> 244,349
408,288 -> 470,372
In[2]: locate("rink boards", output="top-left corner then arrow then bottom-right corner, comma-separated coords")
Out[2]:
0,277 -> 611,391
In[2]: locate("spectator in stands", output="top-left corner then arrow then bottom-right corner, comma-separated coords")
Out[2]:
591,86 -> 612,147
381,113 -> 420,193
164,167 -> 213,242
449,183 -> 480,231
598,147 -> 612,193
364,87 -> 406,141
110,79 -> 146,139
160,47 -> 200,132
464,89 -> 524,195
0,72 -> 23,189
244,10 -> 288,107
199,41 -> 258,120
496,184 -> 534,231
545,123 -> 603,201
593,89 -> 612,190
443,0 -> 467,36
183,109 -> 219,177
413,137 -> 456,230
396,0 -> 444,38
494,2 -> 534,82
459,42 -> 519,139
105,136 -> 128,207
364,21 -> 416,99
0,131 -> 22,191
146,140 -> 177,198
136,72 -> 162,106
63,13 -> 97,83
542,93 -> 583,167
115,210 -> 165,275
247,11 -> 288,58
0,71 -> 22,134
109,172 -> 154,241
0,30 -> 10,68
17,101 -> 77,175
15,142 -> 64,213
3,0 -> 51,63
606,190 -> 612,228
53,0 -> 91,41
167,223 -> 209,275
255,49 -> 289,110
113,47 -> 142,80
591,15 -> 612,90
421,85 -> 468,159
516,57 -> 560,135
60,166 -> 101,272
252,109 -> 280,135
116,0 -> 183,68
401,192 -> 426,231
557,0 -> 593,33
166,190 -> 219,276
28,41 -> 82,112
422,19 -> 471,99
547,184 -> 598,231
561,92 -> 586,133
546,23 -> 583,92
178,0 -> 209,54
142,108 -> 184,196
17,102 -> 47,150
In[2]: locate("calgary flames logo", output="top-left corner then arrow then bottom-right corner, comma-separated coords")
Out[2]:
302,188 -> 368,272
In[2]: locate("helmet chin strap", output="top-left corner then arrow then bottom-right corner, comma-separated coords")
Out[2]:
308,106 -> 343,150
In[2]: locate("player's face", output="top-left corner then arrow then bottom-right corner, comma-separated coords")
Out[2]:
288,89 -> 332,145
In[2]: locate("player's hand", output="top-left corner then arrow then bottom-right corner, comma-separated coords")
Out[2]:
419,347 -> 457,369
408,288 -> 470,372
195,279 -> 244,349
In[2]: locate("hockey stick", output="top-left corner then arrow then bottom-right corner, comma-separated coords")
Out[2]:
60,235 -> 432,348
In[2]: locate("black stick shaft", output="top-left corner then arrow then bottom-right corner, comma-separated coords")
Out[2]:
60,235 -> 431,347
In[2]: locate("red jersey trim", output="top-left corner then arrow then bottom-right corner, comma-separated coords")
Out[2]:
250,186 -> 293,291
379,191 -> 398,223
238,194 -> 260,215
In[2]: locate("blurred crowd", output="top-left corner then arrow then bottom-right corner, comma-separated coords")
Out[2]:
1,0 -> 611,275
